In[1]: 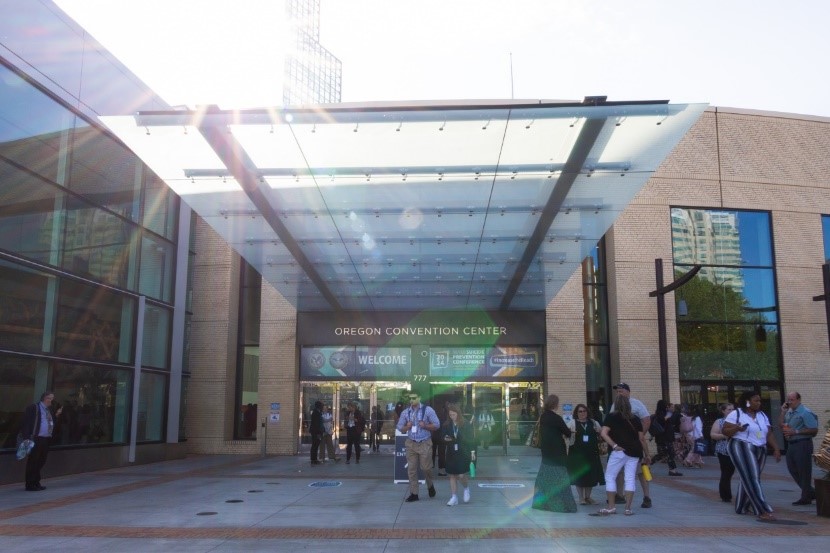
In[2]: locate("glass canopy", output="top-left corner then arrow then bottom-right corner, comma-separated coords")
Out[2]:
102,99 -> 706,311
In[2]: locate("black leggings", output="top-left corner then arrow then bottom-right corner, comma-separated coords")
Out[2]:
652,440 -> 677,470
717,453 -> 735,501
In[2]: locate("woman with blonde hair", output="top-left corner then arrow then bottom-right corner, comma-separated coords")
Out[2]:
439,403 -> 476,505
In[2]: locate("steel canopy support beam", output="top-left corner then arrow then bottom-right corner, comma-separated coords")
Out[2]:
198,123 -> 342,311
499,116 -> 607,310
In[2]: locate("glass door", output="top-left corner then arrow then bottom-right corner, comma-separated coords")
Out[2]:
299,383 -> 336,449
507,383 -> 542,446
473,383 -> 505,453
376,381 -> 411,447
337,383 -> 373,446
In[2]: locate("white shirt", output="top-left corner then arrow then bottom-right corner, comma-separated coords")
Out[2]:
724,409 -> 770,446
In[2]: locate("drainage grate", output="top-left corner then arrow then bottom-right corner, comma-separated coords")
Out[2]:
196,512 -> 217,516
308,481 -> 342,488
225,499 -> 243,503
247,489 -> 264,493
476,482 -> 526,489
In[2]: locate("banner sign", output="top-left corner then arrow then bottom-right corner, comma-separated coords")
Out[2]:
300,346 -> 411,380
429,346 -> 543,380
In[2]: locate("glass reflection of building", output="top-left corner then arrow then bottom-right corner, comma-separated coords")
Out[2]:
671,208 -> 780,383
0,5 -> 189,470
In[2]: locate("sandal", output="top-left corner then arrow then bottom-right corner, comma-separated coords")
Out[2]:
596,508 -> 617,515
757,513 -> 776,522
579,499 -> 589,505
585,497 -> 597,505
624,508 -> 634,516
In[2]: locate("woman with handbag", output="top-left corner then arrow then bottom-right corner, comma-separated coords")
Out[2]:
532,394 -> 577,512
710,402 -> 736,502
649,399 -> 683,476
566,404 -> 605,505
722,391 -> 781,521
683,405 -> 705,468
597,394 -> 651,516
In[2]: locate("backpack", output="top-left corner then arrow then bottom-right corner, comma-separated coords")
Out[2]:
679,414 -> 693,434
648,414 -> 665,438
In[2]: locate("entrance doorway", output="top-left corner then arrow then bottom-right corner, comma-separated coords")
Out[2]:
680,381 -> 783,448
299,381 -> 410,453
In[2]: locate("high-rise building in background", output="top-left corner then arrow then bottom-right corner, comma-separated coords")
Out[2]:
283,0 -> 342,104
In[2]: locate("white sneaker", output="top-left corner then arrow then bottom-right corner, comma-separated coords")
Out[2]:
463,488 -> 470,503
446,495 -> 458,506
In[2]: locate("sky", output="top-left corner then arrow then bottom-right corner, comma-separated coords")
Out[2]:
56,0 -> 830,117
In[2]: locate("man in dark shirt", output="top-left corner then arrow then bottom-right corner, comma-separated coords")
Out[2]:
20,391 -> 62,491
309,401 -> 324,465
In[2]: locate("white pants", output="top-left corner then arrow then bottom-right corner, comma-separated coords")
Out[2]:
605,450 -> 639,493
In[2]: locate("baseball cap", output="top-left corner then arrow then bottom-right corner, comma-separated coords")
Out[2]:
612,382 -> 631,392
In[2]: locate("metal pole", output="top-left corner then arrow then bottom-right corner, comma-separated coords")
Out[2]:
261,418 -> 267,456
813,263 -> 830,352
129,296 -> 146,463
654,259 -> 670,402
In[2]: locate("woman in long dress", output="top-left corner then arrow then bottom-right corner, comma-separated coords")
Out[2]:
532,394 -> 577,512
566,403 -> 605,505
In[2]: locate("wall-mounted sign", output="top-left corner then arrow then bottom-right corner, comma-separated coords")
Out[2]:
300,346 -> 412,380
429,346 -> 543,381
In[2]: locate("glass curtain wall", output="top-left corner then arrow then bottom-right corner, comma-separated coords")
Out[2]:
671,208 -> 782,437
583,239 -> 611,419
235,259 -> 261,439
0,59 -> 179,450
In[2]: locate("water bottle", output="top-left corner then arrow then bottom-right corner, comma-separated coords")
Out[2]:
469,461 -> 476,478
641,462 -> 652,481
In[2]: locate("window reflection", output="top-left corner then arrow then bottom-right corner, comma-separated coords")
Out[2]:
51,362 -> 131,446
0,64 -> 75,183
137,371 -> 167,442
0,354 -> 37,449
55,278 -> 134,364
672,209 -> 780,381
62,196 -> 136,289
0,261 -> 53,353
671,208 -> 772,267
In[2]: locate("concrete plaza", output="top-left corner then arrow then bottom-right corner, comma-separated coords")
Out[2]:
1,448 -> 828,552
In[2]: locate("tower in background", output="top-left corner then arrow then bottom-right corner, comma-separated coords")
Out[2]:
283,0 -> 342,105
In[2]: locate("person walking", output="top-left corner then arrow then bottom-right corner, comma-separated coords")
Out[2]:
477,407 -> 494,450
368,405 -> 380,453
309,401 -> 324,465
320,404 -> 340,462
597,394 -> 650,516
342,402 -> 365,464
649,399 -> 683,476
532,394 -> 577,513
566,403 -> 605,505
397,393 -> 440,502
779,392 -> 819,505
440,403 -> 475,506
683,405 -> 705,468
609,383 -> 653,508
433,401 -> 449,476
722,391 -> 782,521
20,391 -> 62,491
710,402 -> 736,502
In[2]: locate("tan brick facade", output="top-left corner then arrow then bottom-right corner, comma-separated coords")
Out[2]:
188,108 -> 830,455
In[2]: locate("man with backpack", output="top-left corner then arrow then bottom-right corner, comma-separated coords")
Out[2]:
397,393 -> 440,502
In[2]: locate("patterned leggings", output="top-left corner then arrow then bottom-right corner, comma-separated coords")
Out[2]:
727,438 -> 772,516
